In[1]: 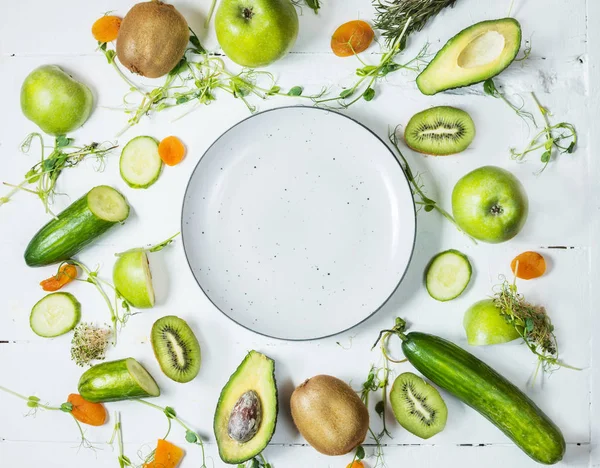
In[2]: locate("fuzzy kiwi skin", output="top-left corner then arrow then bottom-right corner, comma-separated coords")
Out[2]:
117,1 -> 189,78
290,374 -> 369,456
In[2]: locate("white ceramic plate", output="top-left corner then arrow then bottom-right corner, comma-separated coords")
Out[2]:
181,107 -> 416,340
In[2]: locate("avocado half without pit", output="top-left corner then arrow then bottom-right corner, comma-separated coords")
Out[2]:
417,18 -> 522,95
214,351 -> 278,464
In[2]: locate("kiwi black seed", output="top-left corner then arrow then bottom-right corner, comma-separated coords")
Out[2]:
389,372 -> 447,439
404,106 -> 476,156
151,315 -> 201,383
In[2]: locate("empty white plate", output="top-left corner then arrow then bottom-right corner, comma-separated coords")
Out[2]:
181,107 -> 415,340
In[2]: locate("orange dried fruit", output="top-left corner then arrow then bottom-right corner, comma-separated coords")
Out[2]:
67,393 -> 107,426
511,251 -> 546,280
40,264 -> 78,291
92,15 -> 122,43
331,20 -> 374,57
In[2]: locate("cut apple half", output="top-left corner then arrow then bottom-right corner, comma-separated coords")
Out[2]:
113,249 -> 155,309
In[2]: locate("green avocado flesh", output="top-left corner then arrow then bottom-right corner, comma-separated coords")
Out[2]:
417,18 -> 522,95
214,351 -> 278,464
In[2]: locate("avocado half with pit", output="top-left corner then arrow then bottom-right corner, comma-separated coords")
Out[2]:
113,249 -> 155,308
417,18 -> 522,95
214,351 -> 278,464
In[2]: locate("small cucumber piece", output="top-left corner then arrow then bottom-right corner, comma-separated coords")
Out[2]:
30,292 -> 81,337
120,136 -> 162,189
78,358 -> 160,403
24,186 -> 130,267
425,249 -> 472,301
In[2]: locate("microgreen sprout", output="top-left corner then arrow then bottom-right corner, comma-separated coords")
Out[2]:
0,133 -> 117,215
71,323 -> 112,367
98,31 -> 323,135
388,126 -> 477,243
109,412 -> 133,468
237,453 -> 272,468
116,232 -> 180,257
292,0 -> 320,13
493,273 -> 579,381
483,78 -> 537,127
509,92 -> 577,173
136,400 -> 208,468
0,386 -> 95,450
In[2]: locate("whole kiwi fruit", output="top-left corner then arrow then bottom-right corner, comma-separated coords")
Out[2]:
116,1 -> 189,78
290,374 -> 369,456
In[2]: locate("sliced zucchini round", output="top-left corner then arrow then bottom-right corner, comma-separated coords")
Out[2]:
30,292 -> 81,337
120,136 -> 162,189
425,249 -> 472,301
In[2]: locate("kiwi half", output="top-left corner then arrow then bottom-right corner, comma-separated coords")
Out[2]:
390,372 -> 447,439
151,315 -> 201,383
404,106 -> 475,156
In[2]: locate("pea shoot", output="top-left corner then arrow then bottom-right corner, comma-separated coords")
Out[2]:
0,133 -> 117,216
483,78 -> 537,127
388,126 -> 477,243
0,386 -> 95,450
98,30 -> 321,135
509,92 -> 577,173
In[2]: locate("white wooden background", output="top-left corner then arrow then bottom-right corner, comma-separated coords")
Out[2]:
1,0 -> 598,467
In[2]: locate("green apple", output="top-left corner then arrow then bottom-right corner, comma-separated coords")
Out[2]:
464,299 -> 520,345
21,65 -> 93,135
215,0 -> 299,68
452,166 -> 528,243
113,250 -> 155,309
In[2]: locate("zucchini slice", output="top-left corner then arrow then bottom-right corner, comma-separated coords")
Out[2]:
30,292 -> 81,337
24,186 -> 129,267
425,249 -> 472,301
120,136 -> 163,189
78,358 -> 160,402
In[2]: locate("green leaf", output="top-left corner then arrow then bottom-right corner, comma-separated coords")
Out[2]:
164,406 -> 177,419
189,28 -> 206,54
185,430 -> 198,443
483,78 -> 498,97
169,58 -> 188,77
287,86 -> 303,96
375,400 -> 385,418
60,402 -> 73,413
363,87 -> 375,101
28,396 -> 40,402
305,0 -> 320,13
251,458 -> 260,468
340,88 -> 354,99
267,85 -> 281,96
424,204 -> 435,212
27,401 -> 38,408
540,151 -> 551,163
176,96 -> 190,105
356,445 -> 365,460
55,135 -> 72,148
105,50 -> 116,64
525,317 -> 534,333
566,141 -> 576,153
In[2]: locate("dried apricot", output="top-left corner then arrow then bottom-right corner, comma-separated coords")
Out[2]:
511,251 -> 546,280
40,264 -> 78,291
331,20 -> 374,57
67,393 -> 107,426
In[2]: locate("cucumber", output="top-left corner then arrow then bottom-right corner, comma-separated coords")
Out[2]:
120,136 -> 162,189
425,249 -> 471,301
24,186 -> 130,267
30,292 -> 81,337
78,358 -> 160,403
400,331 -> 565,464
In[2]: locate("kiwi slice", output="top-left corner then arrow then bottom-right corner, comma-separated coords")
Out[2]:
151,315 -> 201,383
390,372 -> 447,439
404,106 -> 476,156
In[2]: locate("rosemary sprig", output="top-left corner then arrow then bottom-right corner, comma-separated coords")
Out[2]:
483,78 -> 537,127
388,126 -> 476,243
510,92 -> 577,173
373,0 -> 458,48
0,133 -> 117,215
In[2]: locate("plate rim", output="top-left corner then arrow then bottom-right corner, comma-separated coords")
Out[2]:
180,105 -> 417,341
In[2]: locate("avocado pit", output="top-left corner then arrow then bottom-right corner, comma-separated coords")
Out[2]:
228,390 -> 262,443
